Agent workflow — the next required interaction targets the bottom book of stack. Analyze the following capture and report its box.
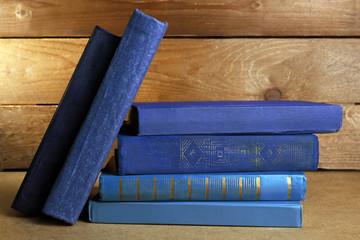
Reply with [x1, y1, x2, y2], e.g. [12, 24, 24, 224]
[88, 171, 305, 227]
[89, 199, 302, 227]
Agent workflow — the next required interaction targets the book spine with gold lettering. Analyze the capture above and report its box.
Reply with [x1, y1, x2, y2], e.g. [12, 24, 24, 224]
[99, 172, 306, 201]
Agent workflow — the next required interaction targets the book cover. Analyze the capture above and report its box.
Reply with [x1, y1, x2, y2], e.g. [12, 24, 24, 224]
[11, 26, 120, 216]
[89, 198, 303, 227]
[128, 101, 343, 135]
[42, 10, 168, 225]
[99, 172, 306, 201]
[117, 134, 319, 175]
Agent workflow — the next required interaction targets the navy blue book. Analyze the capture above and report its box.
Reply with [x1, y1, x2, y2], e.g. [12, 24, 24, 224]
[89, 199, 303, 227]
[11, 26, 120, 216]
[99, 171, 306, 201]
[128, 101, 343, 135]
[117, 134, 319, 175]
[42, 9, 167, 225]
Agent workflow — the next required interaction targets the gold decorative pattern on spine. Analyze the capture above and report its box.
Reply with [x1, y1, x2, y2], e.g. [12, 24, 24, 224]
[154, 178, 157, 200]
[171, 178, 174, 200]
[222, 177, 226, 200]
[287, 176, 292, 200]
[188, 178, 191, 200]
[119, 178, 123, 201]
[205, 178, 209, 200]
[239, 177, 242, 200]
[256, 177, 261, 200]
[137, 178, 140, 201]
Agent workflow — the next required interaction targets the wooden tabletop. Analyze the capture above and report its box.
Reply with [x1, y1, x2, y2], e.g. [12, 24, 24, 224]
[1, 171, 359, 239]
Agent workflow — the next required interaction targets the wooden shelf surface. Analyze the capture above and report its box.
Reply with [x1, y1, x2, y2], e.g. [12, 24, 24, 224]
[1, 171, 359, 239]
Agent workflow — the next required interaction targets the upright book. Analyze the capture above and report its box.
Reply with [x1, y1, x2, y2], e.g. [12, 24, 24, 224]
[11, 26, 121, 216]
[117, 134, 319, 175]
[128, 101, 343, 135]
[42, 9, 168, 225]
[99, 171, 307, 201]
[89, 199, 303, 227]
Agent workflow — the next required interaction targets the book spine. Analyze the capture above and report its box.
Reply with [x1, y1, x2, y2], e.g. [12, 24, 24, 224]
[89, 199, 303, 227]
[131, 104, 343, 135]
[42, 10, 167, 225]
[99, 172, 306, 201]
[117, 134, 319, 175]
[11, 26, 120, 216]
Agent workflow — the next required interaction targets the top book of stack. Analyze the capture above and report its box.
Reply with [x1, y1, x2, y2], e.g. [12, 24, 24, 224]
[128, 101, 343, 135]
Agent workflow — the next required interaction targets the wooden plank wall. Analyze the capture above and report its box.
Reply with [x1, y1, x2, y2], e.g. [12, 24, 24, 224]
[1, 0, 360, 170]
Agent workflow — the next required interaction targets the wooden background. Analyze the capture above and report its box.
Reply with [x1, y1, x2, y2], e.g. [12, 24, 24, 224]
[1, 0, 359, 170]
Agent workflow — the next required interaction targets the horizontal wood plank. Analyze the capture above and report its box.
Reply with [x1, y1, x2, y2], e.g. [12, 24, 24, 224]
[1, 38, 360, 105]
[0, 0, 360, 37]
[1, 104, 359, 170]
[0, 105, 116, 170]
[318, 104, 360, 169]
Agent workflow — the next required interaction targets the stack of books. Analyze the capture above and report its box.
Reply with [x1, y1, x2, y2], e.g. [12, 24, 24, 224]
[89, 101, 343, 227]
[11, 9, 343, 227]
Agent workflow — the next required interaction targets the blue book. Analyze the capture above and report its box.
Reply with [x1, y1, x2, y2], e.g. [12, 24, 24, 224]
[11, 26, 120, 216]
[128, 101, 343, 135]
[42, 10, 167, 225]
[117, 134, 319, 175]
[89, 199, 303, 227]
[99, 172, 306, 201]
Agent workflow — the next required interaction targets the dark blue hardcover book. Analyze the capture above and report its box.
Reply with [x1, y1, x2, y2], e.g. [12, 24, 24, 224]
[11, 26, 120, 216]
[117, 134, 319, 175]
[99, 171, 306, 201]
[128, 101, 343, 135]
[89, 198, 303, 227]
[42, 9, 167, 225]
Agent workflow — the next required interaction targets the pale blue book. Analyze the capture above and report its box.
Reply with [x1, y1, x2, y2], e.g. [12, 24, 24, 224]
[89, 199, 303, 227]
[99, 172, 306, 201]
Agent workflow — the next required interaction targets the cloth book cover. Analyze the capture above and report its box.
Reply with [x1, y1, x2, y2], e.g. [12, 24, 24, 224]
[117, 133, 319, 175]
[99, 171, 306, 201]
[128, 101, 343, 135]
[42, 9, 168, 225]
[89, 198, 303, 227]
[11, 26, 120, 216]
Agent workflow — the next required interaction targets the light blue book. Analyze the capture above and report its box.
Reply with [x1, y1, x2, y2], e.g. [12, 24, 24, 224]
[99, 172, 306, 201]
[89, 199, 303, 227]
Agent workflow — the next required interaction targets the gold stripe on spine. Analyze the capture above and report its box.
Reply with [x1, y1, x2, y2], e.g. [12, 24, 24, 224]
[256, 177, 261, 200]
[171, 178, 174, 200]
[222, 177, 226, 200]
[137, 178, 140, 201]
[205, 178, 209, 200]
[154, 178, 157, 201]
[287, 176, 292, 200]
[188, 178, 191, 200]
[239, 177, 242, 200]
[119, 178, 123, 201]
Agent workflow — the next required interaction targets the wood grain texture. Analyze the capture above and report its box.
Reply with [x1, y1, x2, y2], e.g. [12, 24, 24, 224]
[0, 105, 116, 170]
[0, 0, 360, 37]
[0, 39, 86, 104]
[1, 38, 360, 104]
[318, 104, 360, 169]
[1, 105, 359, 170]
